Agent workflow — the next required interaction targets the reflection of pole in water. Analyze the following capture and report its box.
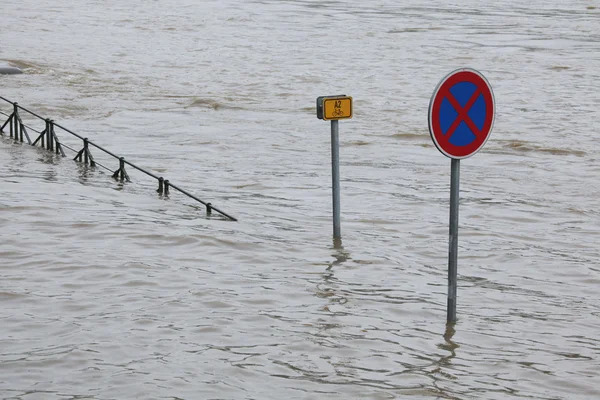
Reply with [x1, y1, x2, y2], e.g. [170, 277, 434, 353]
[328, 237, 348, 270]
[429, 323, 459, 385]
[333, 237, 343, 251]
[422, 325, 461, 398]
[442, 323, 458, 357]
[314, 240, 351, 311]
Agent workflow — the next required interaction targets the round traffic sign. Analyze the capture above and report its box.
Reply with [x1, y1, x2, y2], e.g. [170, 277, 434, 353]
[428, 68, 495, 159]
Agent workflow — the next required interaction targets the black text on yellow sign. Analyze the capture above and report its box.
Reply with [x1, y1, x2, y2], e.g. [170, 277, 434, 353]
[316, 96, 353, 121]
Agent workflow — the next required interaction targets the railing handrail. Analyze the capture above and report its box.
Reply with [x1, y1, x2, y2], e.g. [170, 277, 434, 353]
[0, 96, 237, 221]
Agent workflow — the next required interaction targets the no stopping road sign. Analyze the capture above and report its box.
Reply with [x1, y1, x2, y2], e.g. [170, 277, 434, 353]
[428, 68, 495, 159]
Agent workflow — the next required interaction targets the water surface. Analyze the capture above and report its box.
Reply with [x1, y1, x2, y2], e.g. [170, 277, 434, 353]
[1, 1, 599, 399]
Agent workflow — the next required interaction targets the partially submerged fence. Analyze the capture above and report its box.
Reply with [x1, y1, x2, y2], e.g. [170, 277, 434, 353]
[0, 96, 237, 221]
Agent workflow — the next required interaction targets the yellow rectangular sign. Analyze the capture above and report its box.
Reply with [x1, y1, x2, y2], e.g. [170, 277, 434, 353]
[323, 96, 352, 120]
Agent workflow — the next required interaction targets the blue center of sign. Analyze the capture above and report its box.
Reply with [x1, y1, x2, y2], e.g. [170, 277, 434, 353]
[439, 81, 486, 146]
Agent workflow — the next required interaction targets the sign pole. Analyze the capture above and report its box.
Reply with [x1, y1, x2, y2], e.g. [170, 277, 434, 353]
[317, 95, 352, 240]
[331, 120, 341, 239]
[447, 158, 460, 324]
[428, 68, 495, 323]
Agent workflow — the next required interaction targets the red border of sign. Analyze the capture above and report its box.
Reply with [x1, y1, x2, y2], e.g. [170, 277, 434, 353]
[428, 68, 495, 159]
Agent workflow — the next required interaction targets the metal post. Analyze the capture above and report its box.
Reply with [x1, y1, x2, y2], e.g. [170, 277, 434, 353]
[88, 148, 95, 167]
[157, 177, 164, 193]
[40, 120, 47, 148]
[331, 120, 341, 239]
[164, 180, 170, 195]
[207, 203, 212, 216]
[13, 103, 18, 141]
[119, 157, 125, 180]
[54, 130, 65, 156]
[84, 138, 89, 164]
[49, 120, 54, 152]
[9, 110, 14, 139]
[45, 119, 50, 150]
[447, 158, 460, 324]
[44, 119, 49, 149]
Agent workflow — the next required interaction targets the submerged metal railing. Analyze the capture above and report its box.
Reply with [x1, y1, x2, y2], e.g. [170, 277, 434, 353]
[0, 96, 237, 221]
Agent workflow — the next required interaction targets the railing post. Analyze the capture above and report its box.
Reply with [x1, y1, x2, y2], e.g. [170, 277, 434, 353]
[49, 119, 55, 152]
[88, 147, 96, 167]
[17, 114, 31, 144]
[112, 157, 129, 181]
[44, 119, 50, 150]
[39, 120, 46, 148]
[164, 180, 170, 195]
[53, 124, 65, 156]
[13, 102, 19, 141]
[9, 105, 14, 139]
[84, 138, 89, 164]
[119, 157, 125, 180]
[44, 119, 48, 149]
[207, 203, 212, 216]
[157, 177, 164, 194]
[75, 138, 94, 166]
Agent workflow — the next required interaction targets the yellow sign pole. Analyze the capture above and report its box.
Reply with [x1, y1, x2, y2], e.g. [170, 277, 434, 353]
[317, 95, 353, 240]
[330, 119, 341, 238]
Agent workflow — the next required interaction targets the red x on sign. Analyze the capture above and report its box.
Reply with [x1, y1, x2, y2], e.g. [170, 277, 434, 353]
[428, 68, 495, 159]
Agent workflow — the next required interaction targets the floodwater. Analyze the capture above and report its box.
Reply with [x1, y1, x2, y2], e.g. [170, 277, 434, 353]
[1, 1, 599, 399]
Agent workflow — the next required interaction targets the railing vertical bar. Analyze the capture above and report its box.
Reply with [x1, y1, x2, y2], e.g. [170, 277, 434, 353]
[18, 115, 31, 144]
[19, 119, 24, 143]
[53, 130, 65, 157]
[44, 119, 49, 150]
[49, 120, 55, 152]
[13, 103, 19, 141]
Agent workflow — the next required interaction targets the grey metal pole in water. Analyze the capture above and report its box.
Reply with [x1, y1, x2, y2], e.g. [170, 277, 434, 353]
[447, 158, 460, 323]
[331, 120, 341, 239]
